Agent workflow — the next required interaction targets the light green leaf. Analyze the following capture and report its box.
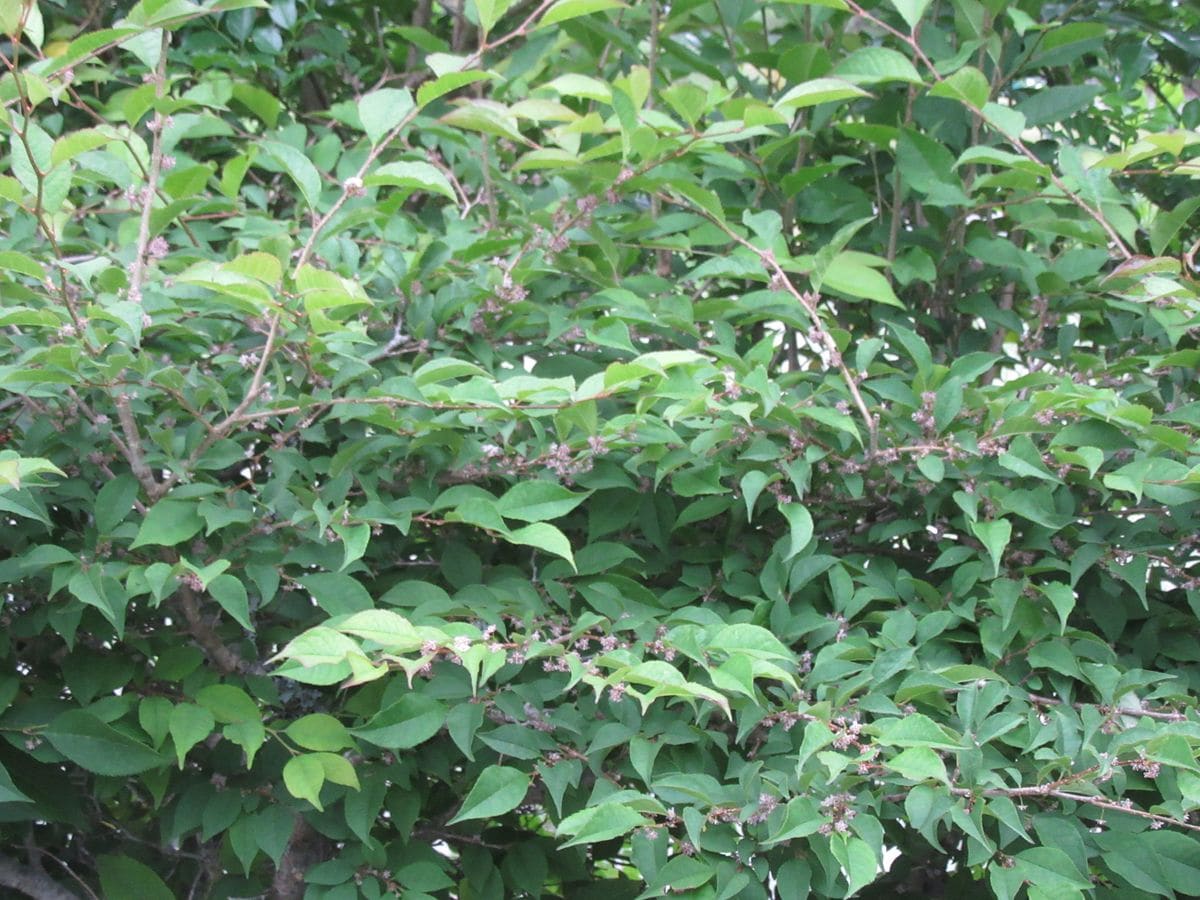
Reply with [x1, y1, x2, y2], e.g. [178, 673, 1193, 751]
[930, 65, 989, 109]
[283, 753, 326, 809]
[538, 0, 626, 28]
[833, 47, 923, 84]
[887, 0, 932, 30]
[286, 713, 354, 752]
[823, 252, 904, 306]
[357, 88, 414, 145]
[417, 70, 495, 108]
[365, 160, 455, 200]
[557, 802, 645, 846]
[708, 623, 793, 660]
[887, 746, 949, 783]
[314, 751, 359, 789]
[472, 0, 513, 33]
[775, 78, 871, 111]
[503, 522, 575, 569]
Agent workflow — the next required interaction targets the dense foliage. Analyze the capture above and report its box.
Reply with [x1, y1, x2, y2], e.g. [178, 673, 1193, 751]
[2, 0, 1200, 896]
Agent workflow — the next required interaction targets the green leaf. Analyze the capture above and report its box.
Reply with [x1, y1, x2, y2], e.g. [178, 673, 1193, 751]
[1097, 830, 1200, 895]
[1151, 196, 1200, 256]
[357, 88, 415, 145]
[0, 761, 31, 804]
[0, 250, 47, 279]
[779, 502, 814, 560]
[1013, 847, 1092, 891]
[447, 764, 530, 823]
[352, 694, 446, 749]
[131, 500, 205, 548]
[67, 569, 128, 636]
[335, 609, 427, 651]
[208, 573, 253, 630]
[766, 797, 823, 844]
[260, 140, 323, 210]
[971, 519, 1011, 579]
[333, 521, 371, 571]
[44, 710, 165, 776]
[1144, 733, 1200, 774]
[94, 474, 140, 534]
[741, 470, 770, 520]
[97, 855, 174, 900]
[497, 481, 590, 522]
[286, 713, 354, 752]
[314, 751, 359, 789]
[298, 573, 373, 616]
[283, 753, 327, 810]
[365, 160, 455, 200]
[169, 703, 215, 768]
[1039, 582, 1076, 634]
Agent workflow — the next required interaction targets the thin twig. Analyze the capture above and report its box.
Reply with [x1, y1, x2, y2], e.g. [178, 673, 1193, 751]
[654, 189, 879, 452]
[842, 0, 1133, 260]
[1027, 693, 1187, 723]
[127, 30, 171, 304]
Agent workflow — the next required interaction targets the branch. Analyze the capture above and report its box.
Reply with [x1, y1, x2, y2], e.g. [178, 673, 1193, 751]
[176, 582, 247, 675]
[271, 817, 330, 900]
[114, 393, 161, 500]
[0, 853, 80, 900]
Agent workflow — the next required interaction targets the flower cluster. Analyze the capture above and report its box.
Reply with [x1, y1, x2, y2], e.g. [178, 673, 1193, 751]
[818, 792, 858, 835]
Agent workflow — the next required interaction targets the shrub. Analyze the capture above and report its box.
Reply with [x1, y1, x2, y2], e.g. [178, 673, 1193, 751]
[2, 0, 1200, 897]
